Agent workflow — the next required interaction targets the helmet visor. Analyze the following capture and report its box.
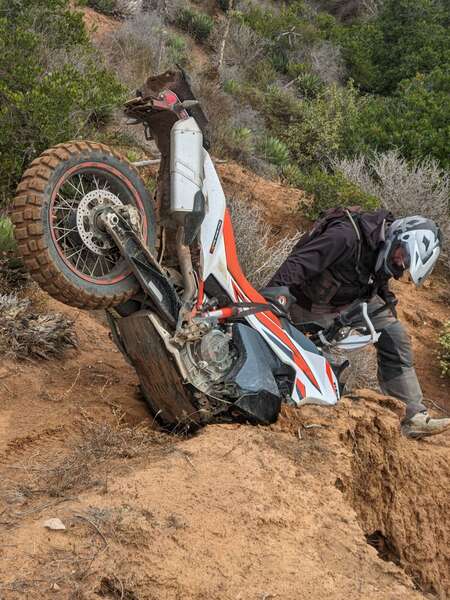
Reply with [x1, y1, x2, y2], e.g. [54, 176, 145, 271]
[388, 241, 411, 279]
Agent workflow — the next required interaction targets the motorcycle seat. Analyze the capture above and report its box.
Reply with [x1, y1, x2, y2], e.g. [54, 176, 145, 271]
[259, 286, 296, 312]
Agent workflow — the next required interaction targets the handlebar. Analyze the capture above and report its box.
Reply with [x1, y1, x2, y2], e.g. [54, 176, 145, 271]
[304, 300, 398, 351]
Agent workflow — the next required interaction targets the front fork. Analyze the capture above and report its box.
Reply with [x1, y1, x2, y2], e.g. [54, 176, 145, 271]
[98, 206, 180, 328]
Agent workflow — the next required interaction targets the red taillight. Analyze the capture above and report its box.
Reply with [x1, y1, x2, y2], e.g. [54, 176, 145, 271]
[164, 91, 178, 105]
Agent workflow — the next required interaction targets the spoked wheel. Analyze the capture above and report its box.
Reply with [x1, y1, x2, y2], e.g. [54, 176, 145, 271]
[12, 141, 156, 309]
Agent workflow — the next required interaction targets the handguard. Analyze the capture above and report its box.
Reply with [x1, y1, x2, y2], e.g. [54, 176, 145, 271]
[318, 302, 381, 352]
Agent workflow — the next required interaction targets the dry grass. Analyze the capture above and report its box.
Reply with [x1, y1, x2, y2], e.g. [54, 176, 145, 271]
[98, 12, 189, 90]
[0, 293, 77, 360]
[331, 345, 380, 393]
[332, 151, 450, 238]
[43, 416, 168, 498]
[228, 197, 301, 289]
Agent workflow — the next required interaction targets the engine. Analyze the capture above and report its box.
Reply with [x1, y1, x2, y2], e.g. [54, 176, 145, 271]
[179, 322, 282, 424]
[180, 328, 235, 393]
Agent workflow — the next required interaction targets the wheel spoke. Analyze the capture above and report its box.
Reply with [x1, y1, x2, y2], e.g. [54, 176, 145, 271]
[55, 226, 78, 243]
[52, 169, 130, 280]
[55, 192, 77, 211]
[78, 174, 86, 197]
[65, 247, 83, 262]
[66, 178, 83, 197]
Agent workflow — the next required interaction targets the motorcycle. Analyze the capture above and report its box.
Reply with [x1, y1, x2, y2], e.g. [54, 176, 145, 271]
[11, 70, 382, 431]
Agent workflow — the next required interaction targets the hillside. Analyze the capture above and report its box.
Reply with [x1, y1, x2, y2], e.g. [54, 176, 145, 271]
[1, 165, 449, 599]
[0, 294, 449, 599]
[0, 1, 449, 599]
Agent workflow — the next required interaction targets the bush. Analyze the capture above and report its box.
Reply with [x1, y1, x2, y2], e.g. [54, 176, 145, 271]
[275, 83, 361, 169]
[353, 68, 450, 169]
[0, 0, 124, 206]
[0, 294, 77, 359]
[86, 0, 118, 15]
[337, 0, 450, 95]
[284, 166, 379, 219]
[258, 136, 290, 167]
[237, 2, 322, 73]
[216, 22, 268, 83]
[438, 321, 450, 378]
[100, 13, 188, 89]
[228, 198, 301, 289]
[177, 8, 214, 42]
[332, 150, 450, 237]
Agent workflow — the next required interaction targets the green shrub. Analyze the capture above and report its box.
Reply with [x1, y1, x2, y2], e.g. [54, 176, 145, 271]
[337, 0, 450, 95]
[0, 0, 124, 206]
[259, 136, 290, 167]
[177, 8, 214, 42]
[295, 72, 325, 99]
[229, 127, 254, 155]
[86, 0, 118, 15]
[438, 321, 450, 378]
[237, 3, 323, 74]
[284, 166, 379, 219]
[276, 83, 361, 169]
[217, 0, 231, 11]
[0, 218, 15, 254]
[353, 68, 450, 170]
[167, 34, 187, 65]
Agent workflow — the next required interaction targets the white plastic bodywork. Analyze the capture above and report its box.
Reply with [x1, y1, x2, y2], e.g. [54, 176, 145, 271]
[170, 117, 204, 220]
[197, 152, 340, 407]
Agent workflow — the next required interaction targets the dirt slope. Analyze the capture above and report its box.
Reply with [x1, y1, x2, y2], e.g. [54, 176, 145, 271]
[1, 162, 449, 599]
[0, 293, 449, 599]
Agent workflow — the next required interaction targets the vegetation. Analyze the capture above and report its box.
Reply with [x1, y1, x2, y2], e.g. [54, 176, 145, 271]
[86, 0, 118, 15]
[2, 0, 449, 220]
[177, 8, 214, 42]
[228, 197, 301, 288]
[0, 218, 16, 255]
[0, 0, 124, 207]
[438, 321, 450, 378]
[283, 166, 379, 219]
[204, 0, 450, 215]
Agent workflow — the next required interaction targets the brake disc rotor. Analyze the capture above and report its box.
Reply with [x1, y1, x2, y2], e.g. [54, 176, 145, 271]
[76, 189, 123, 255]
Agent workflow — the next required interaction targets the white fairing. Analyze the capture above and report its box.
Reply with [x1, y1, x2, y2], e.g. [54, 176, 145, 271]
[170, 117, 204, 221]
[198, 151, 339, 408]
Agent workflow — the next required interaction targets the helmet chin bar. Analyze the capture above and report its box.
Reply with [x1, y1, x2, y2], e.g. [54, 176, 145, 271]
[380, 216, 442, 286]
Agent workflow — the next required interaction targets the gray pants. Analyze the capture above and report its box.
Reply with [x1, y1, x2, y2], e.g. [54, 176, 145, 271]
[291, 297, 426, 418]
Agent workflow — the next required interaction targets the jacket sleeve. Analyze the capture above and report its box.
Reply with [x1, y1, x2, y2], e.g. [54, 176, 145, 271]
[268, 223, 354, 288]
[378, 278, 397, 314]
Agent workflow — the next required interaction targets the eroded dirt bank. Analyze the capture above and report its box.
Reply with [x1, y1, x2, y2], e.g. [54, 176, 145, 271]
[0, 299, 449, 599]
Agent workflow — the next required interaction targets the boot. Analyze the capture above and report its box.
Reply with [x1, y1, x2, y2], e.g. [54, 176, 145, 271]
[401, 410, 450, 439]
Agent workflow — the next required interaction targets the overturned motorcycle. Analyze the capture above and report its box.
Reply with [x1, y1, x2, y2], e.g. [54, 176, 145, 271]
[12, 70, 383, 431]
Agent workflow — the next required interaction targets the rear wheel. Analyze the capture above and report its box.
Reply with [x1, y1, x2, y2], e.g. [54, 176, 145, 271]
[11, 141, 156, 309]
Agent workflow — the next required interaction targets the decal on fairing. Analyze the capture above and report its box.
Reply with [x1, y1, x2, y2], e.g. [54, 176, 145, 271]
[209, 219, 223, 254]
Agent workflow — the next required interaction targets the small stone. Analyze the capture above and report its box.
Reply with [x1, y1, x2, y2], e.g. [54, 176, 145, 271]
[52, 583, 61, 592]
[43, 518, 66, 531]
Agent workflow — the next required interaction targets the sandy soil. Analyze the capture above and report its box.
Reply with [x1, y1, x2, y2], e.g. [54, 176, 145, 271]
[0, 281, 449, 599]
[2, 157, 449, 599]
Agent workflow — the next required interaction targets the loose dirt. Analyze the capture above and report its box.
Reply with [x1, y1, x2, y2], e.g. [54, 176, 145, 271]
[1, 157, 449, 599]
[0, 283, 449, 599]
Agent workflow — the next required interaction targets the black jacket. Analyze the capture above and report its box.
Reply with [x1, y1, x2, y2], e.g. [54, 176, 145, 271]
[268, 209, 395, 309]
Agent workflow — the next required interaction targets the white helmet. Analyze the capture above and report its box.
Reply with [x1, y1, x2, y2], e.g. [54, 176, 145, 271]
[376, 216, 442, 286]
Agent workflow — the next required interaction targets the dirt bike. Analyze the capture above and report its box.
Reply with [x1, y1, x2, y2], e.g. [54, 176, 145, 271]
[11, 70, 382, 431]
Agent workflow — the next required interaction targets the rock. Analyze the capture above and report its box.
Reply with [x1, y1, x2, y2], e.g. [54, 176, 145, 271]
[51, 583, 61, 592]
[43, 518, 66, 531]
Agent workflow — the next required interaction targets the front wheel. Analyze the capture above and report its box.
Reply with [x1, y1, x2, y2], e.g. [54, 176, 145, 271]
[11, 141, 156, 310]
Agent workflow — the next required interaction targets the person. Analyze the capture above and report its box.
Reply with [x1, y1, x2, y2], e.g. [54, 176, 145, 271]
[268, 208, 449, 439]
